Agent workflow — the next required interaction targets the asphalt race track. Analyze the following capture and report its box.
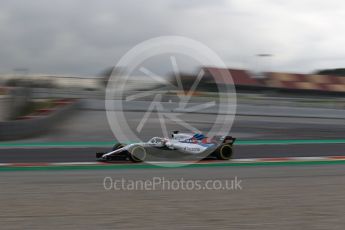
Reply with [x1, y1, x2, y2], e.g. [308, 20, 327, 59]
[0, 111, 344, 164]
[0, 143, 345, 163]
[1, 111, 345, 229]
[1, 165, 345, 229]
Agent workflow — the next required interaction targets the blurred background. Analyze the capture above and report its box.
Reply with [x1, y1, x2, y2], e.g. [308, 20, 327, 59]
[0, 0, 344, 142]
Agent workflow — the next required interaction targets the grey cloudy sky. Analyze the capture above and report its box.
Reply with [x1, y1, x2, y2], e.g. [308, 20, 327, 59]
[1, 0, 345, 75]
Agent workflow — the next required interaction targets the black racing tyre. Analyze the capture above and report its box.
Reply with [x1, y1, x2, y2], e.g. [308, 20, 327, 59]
[128, 146, 147, 163]
[216, 144, 233, 160]
[112, 143, 124, 151]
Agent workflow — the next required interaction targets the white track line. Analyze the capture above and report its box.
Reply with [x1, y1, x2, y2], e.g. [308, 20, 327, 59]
[1, 156, 345, 167]
[50, 162, 100, 166]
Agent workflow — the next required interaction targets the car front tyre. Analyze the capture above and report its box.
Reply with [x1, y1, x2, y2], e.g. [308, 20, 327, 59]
[129, 146, 147, 163]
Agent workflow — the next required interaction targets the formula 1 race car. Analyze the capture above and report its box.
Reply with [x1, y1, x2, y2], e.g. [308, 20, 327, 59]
[96, 131, 236, 162]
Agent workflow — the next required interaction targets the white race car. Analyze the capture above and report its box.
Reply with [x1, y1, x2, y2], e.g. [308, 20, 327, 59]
[96, 131, 236, 162]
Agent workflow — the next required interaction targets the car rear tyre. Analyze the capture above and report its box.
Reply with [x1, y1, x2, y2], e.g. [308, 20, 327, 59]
[216, 144, 233, 160]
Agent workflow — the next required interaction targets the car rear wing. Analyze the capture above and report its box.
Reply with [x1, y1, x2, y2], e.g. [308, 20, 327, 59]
[212, 135, 236, 145]
[223, 136, 236, 145]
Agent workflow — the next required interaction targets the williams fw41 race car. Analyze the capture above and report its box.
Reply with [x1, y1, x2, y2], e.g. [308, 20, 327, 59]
[96, 131, 236, 162]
